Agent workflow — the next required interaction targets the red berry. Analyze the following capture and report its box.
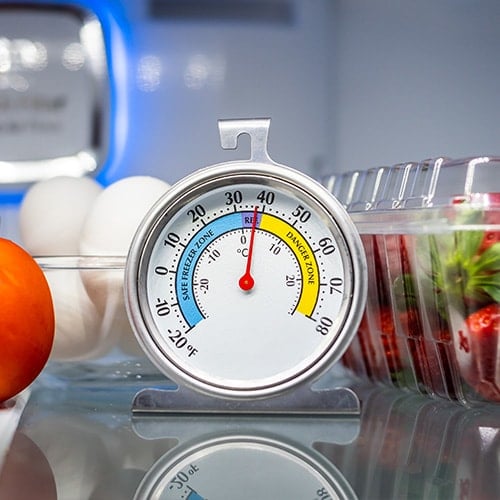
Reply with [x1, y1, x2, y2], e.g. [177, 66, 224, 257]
[376, 307, 403, 376]
[479, 230, 500, 252]
[465, 303, 499, 338]
[479, 194, 500, 252]
[457, 304, 500, 401]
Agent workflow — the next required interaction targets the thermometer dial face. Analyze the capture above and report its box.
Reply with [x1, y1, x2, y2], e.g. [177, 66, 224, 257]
[126, 163, 366, 399]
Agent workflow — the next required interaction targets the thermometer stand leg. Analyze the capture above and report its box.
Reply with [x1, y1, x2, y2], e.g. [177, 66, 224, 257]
[132, 384, 360, 417]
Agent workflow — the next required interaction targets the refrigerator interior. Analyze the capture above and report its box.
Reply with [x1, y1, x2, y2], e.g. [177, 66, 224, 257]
[2, 0, 500, 194]
[107, 0, 500, 181]
[1, 1, 500, 498]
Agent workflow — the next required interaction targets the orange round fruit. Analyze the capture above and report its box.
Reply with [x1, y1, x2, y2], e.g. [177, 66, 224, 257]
[0, 238, 54, 402]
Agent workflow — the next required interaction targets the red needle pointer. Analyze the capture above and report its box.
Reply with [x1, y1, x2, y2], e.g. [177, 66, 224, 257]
[239, 206, 259, 291]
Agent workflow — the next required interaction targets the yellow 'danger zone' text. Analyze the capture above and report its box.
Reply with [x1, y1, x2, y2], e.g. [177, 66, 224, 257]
[259, 213, 320, 316]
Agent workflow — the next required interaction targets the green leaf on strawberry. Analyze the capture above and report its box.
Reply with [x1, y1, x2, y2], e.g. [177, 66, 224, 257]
[462, 245, 500, 302]
[425, 227, 500, 316]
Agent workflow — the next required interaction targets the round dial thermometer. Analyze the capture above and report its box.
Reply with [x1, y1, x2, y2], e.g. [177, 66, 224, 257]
[125, 119, 367, 399]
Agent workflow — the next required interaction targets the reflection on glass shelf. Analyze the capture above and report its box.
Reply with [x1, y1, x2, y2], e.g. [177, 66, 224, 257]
[316, 385, 500, 500]
[1, 383, 499, 499]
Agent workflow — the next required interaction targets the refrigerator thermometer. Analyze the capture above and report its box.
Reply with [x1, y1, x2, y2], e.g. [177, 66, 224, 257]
[125, 119, 367, 400]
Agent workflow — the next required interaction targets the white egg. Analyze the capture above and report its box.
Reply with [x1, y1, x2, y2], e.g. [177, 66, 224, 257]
[79, 265, 134, 354]
[80, 176, 170, 256]
[45, 269, 107, 361]
[19, 176, 103, 255]
[79, 176, 171, 349]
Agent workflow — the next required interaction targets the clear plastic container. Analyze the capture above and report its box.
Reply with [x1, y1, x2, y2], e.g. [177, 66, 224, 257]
[33, 256, 163, 390]
[322, 156, 500, 406]
[315, 385, 500, 499]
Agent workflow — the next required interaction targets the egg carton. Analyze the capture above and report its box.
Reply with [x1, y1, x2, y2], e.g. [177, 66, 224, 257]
[321, 156, 500, 406]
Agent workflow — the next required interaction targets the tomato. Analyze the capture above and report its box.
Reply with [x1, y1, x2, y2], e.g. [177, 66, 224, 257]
[0, 238, 54, 402]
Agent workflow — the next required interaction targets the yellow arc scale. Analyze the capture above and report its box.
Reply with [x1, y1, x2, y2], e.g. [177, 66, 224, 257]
[125, 119, 367, 403]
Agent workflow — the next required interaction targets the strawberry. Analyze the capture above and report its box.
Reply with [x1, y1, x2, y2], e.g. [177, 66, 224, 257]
[420, 195, 500, 402]
[343, 314, 380, 380]
[367, 235, 404, 381]
[478, 195, 500, 253]
[479, 230, 500, 253]
[377, 307, 402, 377]
[350, 307, 405, 384]
[425, 207, 500, 315]
[389, 236, 458, 396]
[449, 193, 500, 302]
[394, 278, 460, 398]
[457, 304, 500, 401]
[349, 192, 499, 403]
[343, 235, 406, 384]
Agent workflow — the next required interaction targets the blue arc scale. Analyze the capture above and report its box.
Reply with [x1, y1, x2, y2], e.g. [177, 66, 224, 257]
[175, 211, 261, 327]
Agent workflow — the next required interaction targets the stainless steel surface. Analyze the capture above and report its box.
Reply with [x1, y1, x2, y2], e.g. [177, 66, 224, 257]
[132, 385, 361, 417]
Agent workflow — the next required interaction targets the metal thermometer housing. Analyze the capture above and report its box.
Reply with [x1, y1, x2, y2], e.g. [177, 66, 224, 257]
[125, 119, 367, 400]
